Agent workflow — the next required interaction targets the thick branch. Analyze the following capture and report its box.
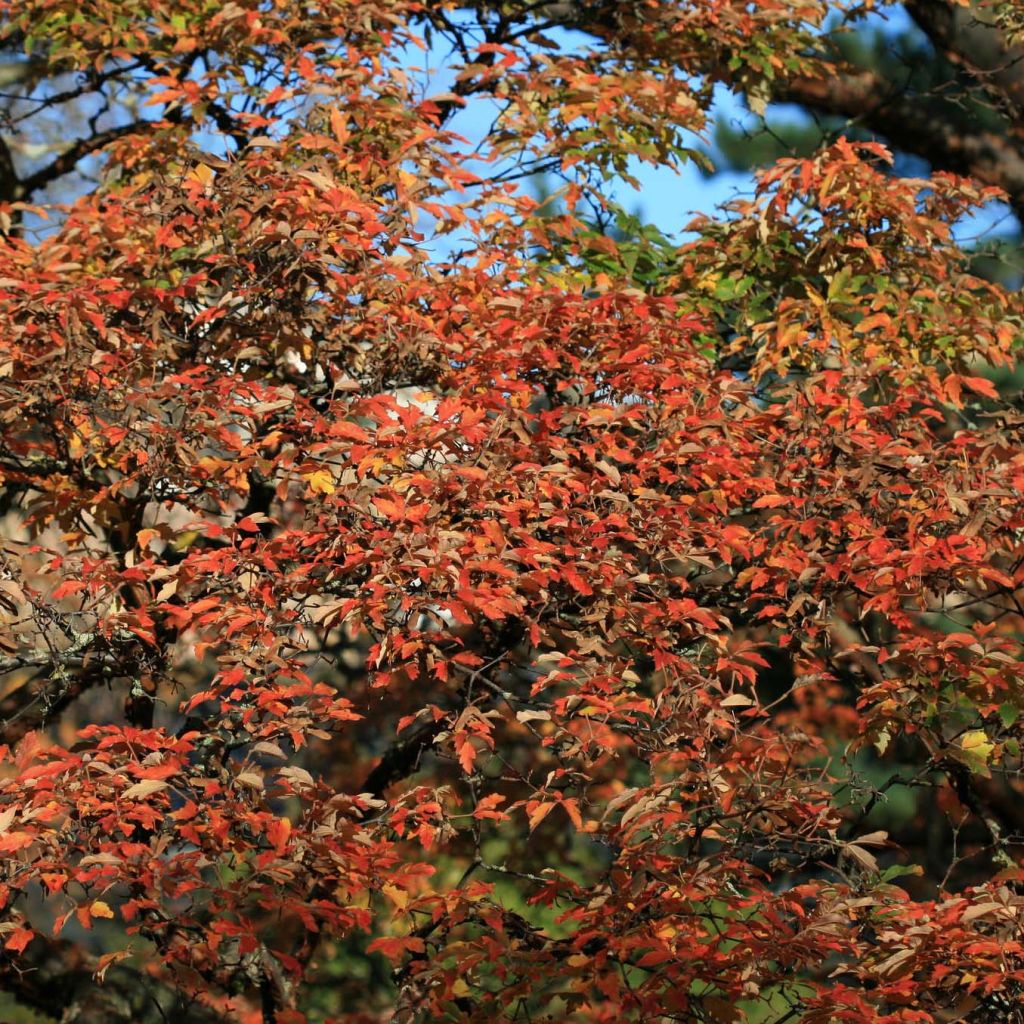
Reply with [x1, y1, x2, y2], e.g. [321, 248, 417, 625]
[0, 632, 132, 744]
[906, 0, 1024, 123]
[359, 719, 445, 799]
[204, 97, 249, 152]
[0, 133, 18, 205]
[0, 671, 99, 745]
[0, 937, 226, 1024]
[967, 772, 1024, 838]
[779, 69, 1024, 218]
[16, 121, 147, 199]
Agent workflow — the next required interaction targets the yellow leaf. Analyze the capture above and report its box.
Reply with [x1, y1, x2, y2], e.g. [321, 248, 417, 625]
[189, 162, 216, 187]
[330, 105, 349, 144]
[305, 469, 336, 495]
[527, 801, 554, 832]
[171, 530, 200, 552]
[90, 900, 115, 919]
[382, 884, 408, 911]
[958, 730, 995, 776]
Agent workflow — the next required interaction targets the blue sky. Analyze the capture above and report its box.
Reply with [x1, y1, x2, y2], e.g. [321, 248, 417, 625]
[399, 4, 1017, 250]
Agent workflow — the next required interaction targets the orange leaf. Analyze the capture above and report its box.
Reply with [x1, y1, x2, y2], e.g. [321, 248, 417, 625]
[367, 935, 426, 962]
[4, 927, 34, 953]
[527, 801, 555, 832]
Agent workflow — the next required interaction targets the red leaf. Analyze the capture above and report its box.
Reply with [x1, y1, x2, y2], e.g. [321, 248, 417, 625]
[367, 935, 426, 962]
[562, 566, 593, 596]
[4, 927, 34, 953]
[961, 375, 999, 399]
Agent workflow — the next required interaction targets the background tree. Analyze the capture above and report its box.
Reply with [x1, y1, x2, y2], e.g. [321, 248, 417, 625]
[707, 1, 1024, 292]
[0, 2, 1023, 1024]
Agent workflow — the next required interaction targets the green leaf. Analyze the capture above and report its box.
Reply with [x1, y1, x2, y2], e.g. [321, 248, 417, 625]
[879, 863, 923, 883]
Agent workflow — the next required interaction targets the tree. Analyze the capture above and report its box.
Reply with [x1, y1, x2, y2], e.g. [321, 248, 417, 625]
[775, 0, 1024, 223]
[703, 7, 1009, 187]
[0, 2, 1023, 1022]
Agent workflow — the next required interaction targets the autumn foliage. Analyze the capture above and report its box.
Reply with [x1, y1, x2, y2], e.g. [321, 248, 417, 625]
[0, 1, 1023, 1022]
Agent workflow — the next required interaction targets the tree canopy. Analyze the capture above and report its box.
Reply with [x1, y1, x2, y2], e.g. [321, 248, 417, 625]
[1, 2, 1023, 1023]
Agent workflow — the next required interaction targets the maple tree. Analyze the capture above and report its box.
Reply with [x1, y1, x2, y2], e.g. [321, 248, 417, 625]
[1, 1, 1024, 1022]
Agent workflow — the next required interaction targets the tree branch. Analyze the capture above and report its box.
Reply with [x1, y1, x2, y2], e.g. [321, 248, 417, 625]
[778, 69, 1024, 218]
[0, 132, 19, 205]
[359, 718, 445, 799]
[16, 121, 147, 199]
[0, 937, 227, 1024]
[906, 0, 1024, 123]
[0, 632, 136, 744]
